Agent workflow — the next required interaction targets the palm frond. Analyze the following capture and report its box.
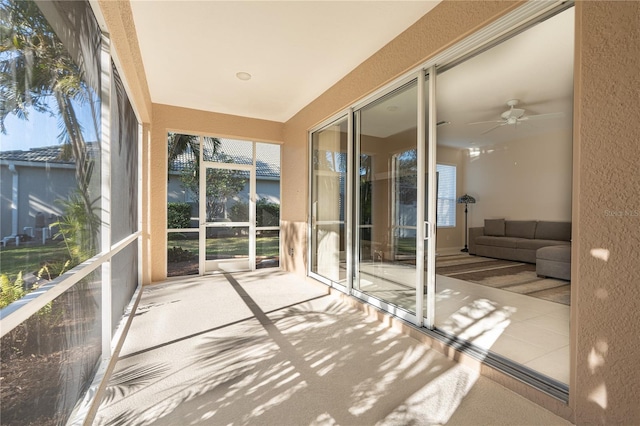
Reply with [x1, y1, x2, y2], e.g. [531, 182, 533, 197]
[101, 362, 170, 405]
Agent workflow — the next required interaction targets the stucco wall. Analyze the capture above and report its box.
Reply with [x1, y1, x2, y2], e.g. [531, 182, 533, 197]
[573, 1, 640, 423]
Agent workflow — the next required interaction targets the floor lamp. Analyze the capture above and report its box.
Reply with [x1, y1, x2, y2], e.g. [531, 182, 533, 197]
[457, 194, 476, 253]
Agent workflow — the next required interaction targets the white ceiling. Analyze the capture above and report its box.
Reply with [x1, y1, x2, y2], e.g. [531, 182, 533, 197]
[130, 2, 573, 146]
[130, 0, 441, 123]
[436, 7, 574, 148]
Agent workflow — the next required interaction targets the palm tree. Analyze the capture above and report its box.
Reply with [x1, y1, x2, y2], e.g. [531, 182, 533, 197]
[167, 133, 221, 172]
[0, 0, 100, 255]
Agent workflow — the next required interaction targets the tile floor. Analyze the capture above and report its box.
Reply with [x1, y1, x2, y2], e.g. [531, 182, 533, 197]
[356, 261, 570, 384]
[435, 275, 570, 384]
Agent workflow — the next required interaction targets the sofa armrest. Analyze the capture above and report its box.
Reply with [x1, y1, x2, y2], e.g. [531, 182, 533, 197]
[468, 227, 484, 255]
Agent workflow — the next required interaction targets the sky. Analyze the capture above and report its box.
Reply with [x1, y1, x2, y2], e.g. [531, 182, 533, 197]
[0, 99, 99, 152]
[1, 109, 60, 151]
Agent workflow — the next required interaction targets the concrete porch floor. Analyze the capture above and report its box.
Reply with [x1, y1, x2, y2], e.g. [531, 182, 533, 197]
[94, 269, 571, 425]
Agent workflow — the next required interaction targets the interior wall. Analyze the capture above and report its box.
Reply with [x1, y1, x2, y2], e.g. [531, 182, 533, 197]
[464, 128, 573, 227]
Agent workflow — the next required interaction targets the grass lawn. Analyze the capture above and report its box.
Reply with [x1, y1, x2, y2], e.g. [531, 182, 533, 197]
[0, 241, 70, 280]
[167, 235, 279, 258]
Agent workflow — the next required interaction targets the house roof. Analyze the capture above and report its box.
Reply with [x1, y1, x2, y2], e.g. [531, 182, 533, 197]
[0, 143, 104, 166]
[170, 138, 281, 179]
[2, 140, 280, 179]
[0, 145, 76, 164]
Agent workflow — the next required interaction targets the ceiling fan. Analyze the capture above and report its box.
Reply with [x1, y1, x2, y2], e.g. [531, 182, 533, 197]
[468, 99, 564, 135]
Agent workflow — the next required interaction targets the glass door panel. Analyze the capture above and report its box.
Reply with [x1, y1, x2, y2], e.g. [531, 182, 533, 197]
[201, 166, 253, 273]
[355, 80, 420, 318]
[310, 117, 349, 289]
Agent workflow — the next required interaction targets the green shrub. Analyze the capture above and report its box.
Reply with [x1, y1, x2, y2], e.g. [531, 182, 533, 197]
[168, 202, 191, 228]
[167, 247, 195, 263]
[168, 232, 187, 241]
[0, 272, 25, 309]
[53, 189, 101, 265]
[229, 201, 249, 222]
[257, 198, 280, 227]
[228, 199, 279, 226]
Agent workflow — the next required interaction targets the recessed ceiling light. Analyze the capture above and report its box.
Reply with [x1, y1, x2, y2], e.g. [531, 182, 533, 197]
[236, 72, 252, 81]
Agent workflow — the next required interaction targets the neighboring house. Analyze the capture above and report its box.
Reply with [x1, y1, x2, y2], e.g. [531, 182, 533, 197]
[0, 146, 80, 240]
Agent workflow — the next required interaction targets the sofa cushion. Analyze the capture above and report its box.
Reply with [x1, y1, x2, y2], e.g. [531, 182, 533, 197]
[484, 219, 505, 236]
[505, 220, 537, 239]
[516, 239, 570, 251]
[537, 245, 572, 263]
[476, 235, 519, 248]
[535, 221, 571, 241]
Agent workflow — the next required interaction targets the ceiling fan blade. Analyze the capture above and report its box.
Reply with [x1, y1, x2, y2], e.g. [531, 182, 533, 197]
[519, 112, 565, 121]
[467, 120, 504, 125]
[480, 123, 507, 135]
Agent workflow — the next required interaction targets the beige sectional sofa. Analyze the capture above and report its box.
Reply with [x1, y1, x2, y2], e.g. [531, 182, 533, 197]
[468, 219, 571, 280]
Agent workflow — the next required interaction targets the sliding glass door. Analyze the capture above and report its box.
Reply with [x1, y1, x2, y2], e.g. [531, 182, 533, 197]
[310, 117, 349, 291]
[353, 78, 429, 323]
[307, 3, 573, 393]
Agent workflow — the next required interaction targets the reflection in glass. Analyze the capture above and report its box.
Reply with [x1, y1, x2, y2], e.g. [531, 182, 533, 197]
[310, 117, 348, 284]
[356, 81, 418, 314]
[0, 0, 102, 278]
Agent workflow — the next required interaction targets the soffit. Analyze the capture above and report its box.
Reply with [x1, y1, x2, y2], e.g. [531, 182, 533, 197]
[129, 0, 441, 123]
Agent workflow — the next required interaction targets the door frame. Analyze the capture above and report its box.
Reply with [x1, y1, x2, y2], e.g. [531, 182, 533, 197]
[198, 160, 256, 274]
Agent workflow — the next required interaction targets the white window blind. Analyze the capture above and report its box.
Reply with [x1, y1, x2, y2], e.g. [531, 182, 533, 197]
[436, 164, 456, 227]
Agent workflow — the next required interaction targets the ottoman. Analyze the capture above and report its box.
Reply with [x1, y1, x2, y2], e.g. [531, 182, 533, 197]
[536, 245, 571, 281]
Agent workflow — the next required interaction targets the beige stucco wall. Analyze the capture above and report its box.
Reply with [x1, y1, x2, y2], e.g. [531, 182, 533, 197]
[573, 1, 640, 423]
[99, 0, 640, 422]
[97, 0, 152, 124]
